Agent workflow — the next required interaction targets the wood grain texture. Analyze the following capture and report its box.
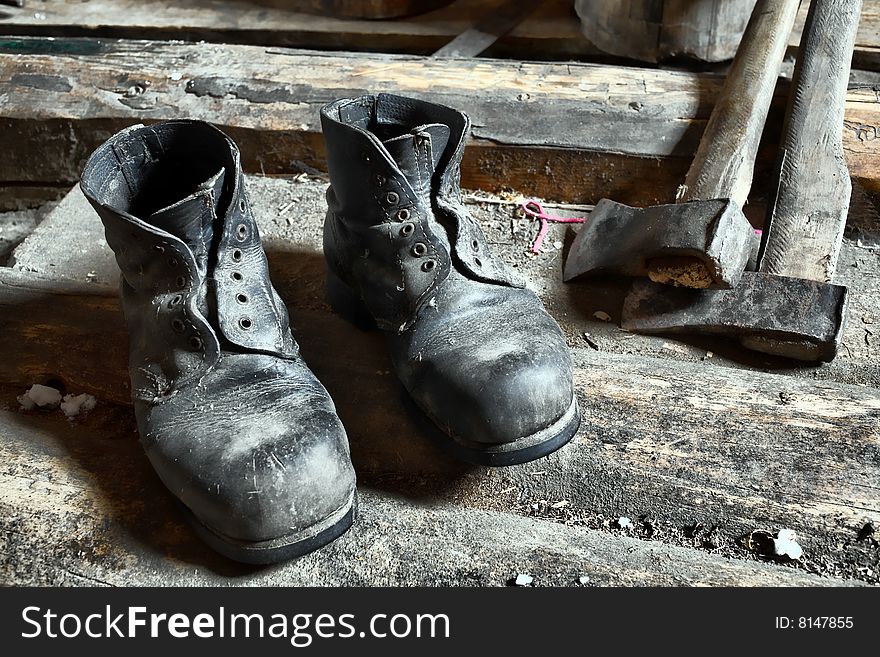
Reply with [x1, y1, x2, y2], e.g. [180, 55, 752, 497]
[1, 36, 879, 207]
[761, 0, 862, 282]
[2, 396, 863, 586]
[0, 36, 727, 208]
[573, 0, 756, 63]
[0, 0, 602, 60]
[1, 260, 878, 582]
[2, 0, 880, 67]
[681, 0, 801, 206]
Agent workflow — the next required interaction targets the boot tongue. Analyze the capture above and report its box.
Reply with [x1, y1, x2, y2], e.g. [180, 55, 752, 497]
[147, 168, 225, 271]
[382, 123, 450, 199]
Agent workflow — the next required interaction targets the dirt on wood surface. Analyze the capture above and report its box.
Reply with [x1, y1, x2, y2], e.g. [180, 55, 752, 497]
[2, 174, 878, 585]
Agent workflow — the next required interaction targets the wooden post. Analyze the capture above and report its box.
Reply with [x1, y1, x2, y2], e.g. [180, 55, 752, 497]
[574, 0, 758, 62]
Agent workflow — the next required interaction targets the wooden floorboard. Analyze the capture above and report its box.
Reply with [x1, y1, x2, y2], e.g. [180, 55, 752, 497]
[2, 182, 878, 584]
[3, 396, 863, 587]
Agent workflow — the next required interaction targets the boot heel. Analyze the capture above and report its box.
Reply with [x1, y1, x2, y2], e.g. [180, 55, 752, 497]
[326, 268, 377, 331]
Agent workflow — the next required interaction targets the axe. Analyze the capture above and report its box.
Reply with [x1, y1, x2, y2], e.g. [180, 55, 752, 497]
[622, 0, 861, 362]
[563, 0, 802, 289]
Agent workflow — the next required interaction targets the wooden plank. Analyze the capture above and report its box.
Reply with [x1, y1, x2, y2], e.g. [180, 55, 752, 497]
[3, 175, 879, 581]
[1, 36, 880, 207]
[1, 0, 880, 68]
[0, 0, 600, 60]
[2, 397, 860, 586]
[1, 263, 877, 582]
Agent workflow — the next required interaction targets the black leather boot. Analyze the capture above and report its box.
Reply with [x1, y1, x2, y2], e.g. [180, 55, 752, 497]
[321, 94, 580, 466]
[80, 121, 356, 564]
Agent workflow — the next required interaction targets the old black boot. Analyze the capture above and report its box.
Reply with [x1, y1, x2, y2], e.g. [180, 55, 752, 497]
[321, 94, 580, 466]
[80, 120, 356, 564]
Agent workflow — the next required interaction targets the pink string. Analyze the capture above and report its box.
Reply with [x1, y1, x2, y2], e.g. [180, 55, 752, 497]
[520, 200, 585, 254]
[519, 198, 761, 253]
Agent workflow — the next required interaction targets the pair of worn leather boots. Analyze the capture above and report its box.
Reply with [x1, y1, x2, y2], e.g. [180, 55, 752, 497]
[81, 94, 579, 564]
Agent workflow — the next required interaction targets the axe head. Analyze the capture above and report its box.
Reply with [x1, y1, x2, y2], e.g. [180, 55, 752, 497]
[563, 198, 758, 289]
[621, 273, 849, 362]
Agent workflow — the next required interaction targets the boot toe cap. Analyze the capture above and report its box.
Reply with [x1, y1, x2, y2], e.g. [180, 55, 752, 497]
[138, 355, 356, 544]
[402, 316, 577, 448]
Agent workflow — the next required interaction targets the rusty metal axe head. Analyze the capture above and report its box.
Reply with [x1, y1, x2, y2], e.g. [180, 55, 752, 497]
[621, 274, 849, 362]
[562, 197, 759, 288]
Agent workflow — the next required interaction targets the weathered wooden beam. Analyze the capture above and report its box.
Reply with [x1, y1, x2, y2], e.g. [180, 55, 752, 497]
[1, 265, 877, 582]
[1, 0, 879, 68]
[2, 399, 862, 586]
[0, 0, 604, 60]
[1, 36, 880, 207]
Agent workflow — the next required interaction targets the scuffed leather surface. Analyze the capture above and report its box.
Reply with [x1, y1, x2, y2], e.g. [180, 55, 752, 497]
[81, 120, 355, 543]
[139, 354, 353, 540]
[321, 94, 575, 447]
[392, 272, 575, 445]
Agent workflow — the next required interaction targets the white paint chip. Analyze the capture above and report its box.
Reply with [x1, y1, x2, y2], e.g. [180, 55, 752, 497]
[17, 384, 62, 410]
[773, 528, 803, 560]
[617, 516, 632, 529]
[514, 574, 533, 586]
[60, 393, 97, 418]
[18, 385, 97, 418]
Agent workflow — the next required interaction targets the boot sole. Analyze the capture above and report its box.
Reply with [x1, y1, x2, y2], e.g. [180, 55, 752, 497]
[327, 268, 581, 466]
[182, 490, 357, 565]
[408, 392, 581, 466]
[443, 395, 580, 466]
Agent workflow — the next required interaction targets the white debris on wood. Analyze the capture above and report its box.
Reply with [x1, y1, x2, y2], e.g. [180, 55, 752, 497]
[18, 384, 97, 418]
[577, 575, 591, 585]
[60, 393, 97, 418]
[17, 384, 62, 410]
[514, 573, 533, 586]
[773, 529, 803, 560]
[617, 516, 632, 529]
[593, 311, 611, 322]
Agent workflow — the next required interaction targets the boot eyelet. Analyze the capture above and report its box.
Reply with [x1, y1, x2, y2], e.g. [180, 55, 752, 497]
[154, 245, 165, 254]
[175, 276, 187, 288]
[374, 174, 386, 186]
[472, 240, 480, 251]
[189, 336, 203, 350]
[236, 293, 248, 304]
[474, 257, 483, 268]
[385, 191, 399, 205]
[411, 242, 427, 257]
[421, 260, 436, 272]
[400, 223, 415, 237]
[239, 199, 247, 213]
[231, 271, 244, 282]
[171, 318, 186, 333]
[169, 294, 183, 307]
[238, 317, 253, 330]
[236, 224, 248, 241]
[397, 208, 411, 221]
[231, 248, 243, 262]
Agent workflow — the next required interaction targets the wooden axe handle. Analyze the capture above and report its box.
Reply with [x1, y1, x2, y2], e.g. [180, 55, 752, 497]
[680, 0, 800, 207]
[759, 0, 862, 282]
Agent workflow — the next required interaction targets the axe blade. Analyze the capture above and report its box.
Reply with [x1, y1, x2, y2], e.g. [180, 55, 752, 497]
[562, 198, 757, 289]
[621, 273, 849, 362]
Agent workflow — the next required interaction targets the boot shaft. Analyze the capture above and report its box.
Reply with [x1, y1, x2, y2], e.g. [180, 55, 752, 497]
[320, 94, 522, 332]
[81, 121, 296, 395]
